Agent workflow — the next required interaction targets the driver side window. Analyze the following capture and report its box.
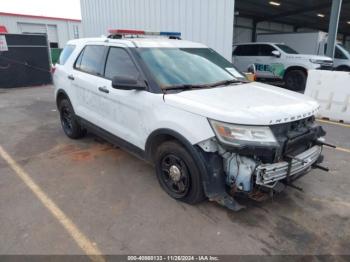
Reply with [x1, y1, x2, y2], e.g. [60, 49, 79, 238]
[104, 47, 140, 80]
[258, 45, 276, 56]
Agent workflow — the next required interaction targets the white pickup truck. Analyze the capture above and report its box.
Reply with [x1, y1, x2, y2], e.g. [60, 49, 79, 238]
[232, 42, 333, 91]
[53, 30, 328, 211]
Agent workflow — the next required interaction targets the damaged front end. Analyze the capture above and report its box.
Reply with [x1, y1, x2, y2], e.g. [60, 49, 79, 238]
[196, 116, 328, 211]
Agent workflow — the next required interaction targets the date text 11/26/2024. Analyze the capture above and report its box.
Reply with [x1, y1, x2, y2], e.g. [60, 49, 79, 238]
[127, 256, 219, 261]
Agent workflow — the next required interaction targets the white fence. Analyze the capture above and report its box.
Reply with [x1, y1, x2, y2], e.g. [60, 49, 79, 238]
[305, 70, 350, 123]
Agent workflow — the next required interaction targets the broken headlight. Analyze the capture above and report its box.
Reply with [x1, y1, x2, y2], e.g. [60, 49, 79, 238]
[209, 120, 278, 147]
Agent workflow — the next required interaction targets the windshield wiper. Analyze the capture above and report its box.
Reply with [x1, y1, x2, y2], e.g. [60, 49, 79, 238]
[163, 79, 248, 91]
[208, 79, 246, 87]
[163, 84, 210, 91]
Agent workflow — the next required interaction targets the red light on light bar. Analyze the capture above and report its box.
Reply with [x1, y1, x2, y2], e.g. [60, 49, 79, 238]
[109, 29, 145, 35]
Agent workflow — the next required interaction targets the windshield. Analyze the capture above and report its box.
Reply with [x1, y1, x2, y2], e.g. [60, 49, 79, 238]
[338, 44, 350, 56]
[276, 44, 299, 54]
[136, 48, 245, 88]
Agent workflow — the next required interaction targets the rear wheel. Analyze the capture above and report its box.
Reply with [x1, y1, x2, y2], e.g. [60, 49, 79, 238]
[154, 141, 205, 204]
[58, 99, 86, 139]
[284, 70, 307, 91]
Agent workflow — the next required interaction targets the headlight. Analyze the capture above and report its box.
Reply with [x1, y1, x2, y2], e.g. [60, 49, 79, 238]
[209, 120, 278, 147]
[309, 59, 332, 65]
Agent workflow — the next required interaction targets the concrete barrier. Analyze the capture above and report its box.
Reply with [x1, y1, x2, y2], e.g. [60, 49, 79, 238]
[305, 70, 350, 123]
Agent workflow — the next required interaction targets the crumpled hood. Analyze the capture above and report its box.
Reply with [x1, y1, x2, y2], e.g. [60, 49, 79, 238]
[164, 82, 320, 125]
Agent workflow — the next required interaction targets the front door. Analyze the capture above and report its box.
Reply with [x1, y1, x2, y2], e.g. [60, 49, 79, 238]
[95, 46, 150, 149]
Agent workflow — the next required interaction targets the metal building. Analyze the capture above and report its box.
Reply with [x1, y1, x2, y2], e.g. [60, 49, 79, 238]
[80, 0, 235, 60]
[234, 0, 350, 51]
[81, 0, 350, 61]
[0, 12, 82, 48]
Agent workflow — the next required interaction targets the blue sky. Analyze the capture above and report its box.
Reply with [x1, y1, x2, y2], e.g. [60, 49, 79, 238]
[0, 0, 81, 19]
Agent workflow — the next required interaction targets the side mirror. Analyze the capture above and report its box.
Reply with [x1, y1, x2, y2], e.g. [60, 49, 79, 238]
[272, 50, 281, 58]
[112, 76, 146, 91]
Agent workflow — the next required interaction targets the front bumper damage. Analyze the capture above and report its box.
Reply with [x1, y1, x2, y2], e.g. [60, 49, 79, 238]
[196, 120, 329, 211]
[256, 145, 322, 186]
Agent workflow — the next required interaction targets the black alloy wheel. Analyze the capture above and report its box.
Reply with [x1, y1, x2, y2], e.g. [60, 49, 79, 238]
[160, 154, 190, 198]
[154, 141, 205, 204]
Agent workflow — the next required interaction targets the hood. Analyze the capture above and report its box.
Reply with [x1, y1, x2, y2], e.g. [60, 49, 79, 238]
[164, 82, 320, 125]
[285, 54, 333, 62]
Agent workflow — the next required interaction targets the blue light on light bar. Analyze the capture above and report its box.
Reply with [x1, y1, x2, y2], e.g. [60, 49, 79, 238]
[159, 31, 181, 37]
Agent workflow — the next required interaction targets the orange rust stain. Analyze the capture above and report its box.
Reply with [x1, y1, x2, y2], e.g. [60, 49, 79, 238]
[48, 144, 81, 158]
[71, 151, 92, 161]
[70, 144, 116, 162]
[46, 142, 121, 162]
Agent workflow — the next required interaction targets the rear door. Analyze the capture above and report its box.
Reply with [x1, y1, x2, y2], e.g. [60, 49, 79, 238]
[233, 44, 259, 73]
[70, 44, 108, 128]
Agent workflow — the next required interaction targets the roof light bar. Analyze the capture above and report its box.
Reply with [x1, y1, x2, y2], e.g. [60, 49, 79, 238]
[108, 29, 181, 37]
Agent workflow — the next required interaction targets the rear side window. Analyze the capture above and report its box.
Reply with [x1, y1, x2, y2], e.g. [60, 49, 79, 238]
[74, 45, 105, 75]
[104, 47, 140, 79]
[233, 45, 259, 56]
[58, 44, 76, 65]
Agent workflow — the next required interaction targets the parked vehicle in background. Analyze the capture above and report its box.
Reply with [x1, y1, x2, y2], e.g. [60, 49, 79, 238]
[257, 32, 350, 72]
[53, 30, 328, 211]
[232, 42, 333, 91]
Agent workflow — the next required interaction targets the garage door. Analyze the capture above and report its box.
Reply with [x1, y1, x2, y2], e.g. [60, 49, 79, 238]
[18, 22, 47, 34]
[47, 25, 58, 43]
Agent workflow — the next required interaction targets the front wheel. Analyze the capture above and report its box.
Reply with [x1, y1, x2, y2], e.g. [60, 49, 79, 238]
[154, 141, 206, 204]
[284, 70, 307, 91]
[336, 66, 350, 72]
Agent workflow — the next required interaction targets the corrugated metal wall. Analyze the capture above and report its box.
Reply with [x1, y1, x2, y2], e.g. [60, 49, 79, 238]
[81, 0, 235, 60]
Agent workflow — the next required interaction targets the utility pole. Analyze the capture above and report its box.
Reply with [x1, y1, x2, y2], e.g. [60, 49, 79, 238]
[326, 0, 343, 58]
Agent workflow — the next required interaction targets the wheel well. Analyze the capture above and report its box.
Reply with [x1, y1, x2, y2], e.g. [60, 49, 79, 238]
[147, 134, 180, 161]
[56, 90, 69, 108]
[284, 66, 307, 78]
[336, 65, 350, 71]
[145, 130, 194, 161]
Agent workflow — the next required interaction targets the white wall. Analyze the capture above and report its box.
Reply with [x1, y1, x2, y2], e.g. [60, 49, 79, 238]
[81, 0, 235, 60]
[0, 14, 82, 48]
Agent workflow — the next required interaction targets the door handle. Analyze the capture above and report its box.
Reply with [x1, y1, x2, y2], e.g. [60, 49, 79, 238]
[68, 74, 75, 80]
[98, 86, 109, 94]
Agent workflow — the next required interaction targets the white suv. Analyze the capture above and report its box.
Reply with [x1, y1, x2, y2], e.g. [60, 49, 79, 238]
[232, 42, 333, 91]
[53, 33, 327, 211]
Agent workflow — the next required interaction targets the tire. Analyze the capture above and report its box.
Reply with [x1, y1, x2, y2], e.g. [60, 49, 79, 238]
[58, 99, 86, 139]
[336, 66, 350, 72]
[284, 70, 307, 91]
[154, 141, 206, 204]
